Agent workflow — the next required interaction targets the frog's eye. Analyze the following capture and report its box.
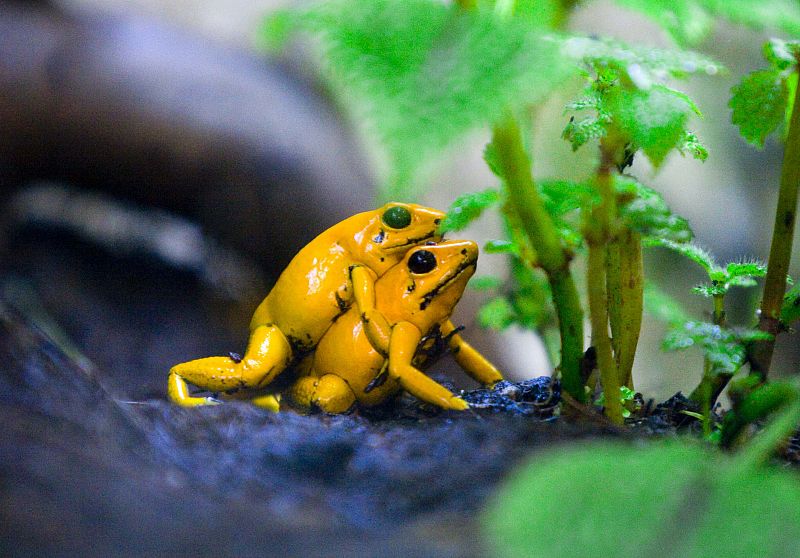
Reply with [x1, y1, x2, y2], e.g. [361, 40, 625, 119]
[408, 250, 437, 274]
[382, 206, 412, 229]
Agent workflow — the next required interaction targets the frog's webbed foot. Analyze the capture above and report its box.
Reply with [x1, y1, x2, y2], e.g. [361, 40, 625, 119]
[168, 325, 292, 407]
[167, 371, 221, 407]
[288, 374, 356, 414]
[389, 322, 469, 411]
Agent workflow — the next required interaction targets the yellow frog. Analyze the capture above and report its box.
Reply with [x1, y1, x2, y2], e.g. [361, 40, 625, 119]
[288, 239, 503, 413]
[168, 203, 446, 407]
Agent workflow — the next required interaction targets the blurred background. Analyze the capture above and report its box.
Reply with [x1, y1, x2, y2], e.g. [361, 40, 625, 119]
[0, 0, 796, 406]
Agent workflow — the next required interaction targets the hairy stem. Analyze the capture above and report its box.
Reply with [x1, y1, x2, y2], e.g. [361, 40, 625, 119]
[690, 294, 728, 434]
[492, 114, 586, 402]
[751, 66, 800, 378]
[607, 229, 643, 389]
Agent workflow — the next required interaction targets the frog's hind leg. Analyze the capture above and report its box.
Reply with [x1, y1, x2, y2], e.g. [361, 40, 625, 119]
[168, 324, 292, 407]
[288, 374, 356, 414]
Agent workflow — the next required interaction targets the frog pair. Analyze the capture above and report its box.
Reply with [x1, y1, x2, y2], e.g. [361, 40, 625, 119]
[168, 203, 503, 413]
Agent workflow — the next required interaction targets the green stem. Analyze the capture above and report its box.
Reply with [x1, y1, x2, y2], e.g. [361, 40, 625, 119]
[691, 294, 728, 435]
[588, 244, 622, 423]
[751, 65, 800, 378]
[491, 114, 586, 402]
[587, 139, 622, 423]
[607, 229, 643, 389]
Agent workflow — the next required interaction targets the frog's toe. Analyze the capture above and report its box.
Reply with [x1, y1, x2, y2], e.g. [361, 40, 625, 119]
[313, 374, 356, 414]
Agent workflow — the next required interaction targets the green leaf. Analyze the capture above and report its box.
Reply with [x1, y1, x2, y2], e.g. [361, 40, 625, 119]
[702, 0, 800, 38]
[508, 259, 551, 330]
[662, 321, 767, 376]
[484, 441, 800, 557]
[266, 0, 575, 195]
[469, 275, 504, 291]
[477, 296, 516, 330]
[562, 36, 723, 79]
[613, 0, 714, 46]
[677, 130, 708, 161]
[726, 261, 767, 279]
[615, 176, 693, 243]
[562, 116, 607, 151]
[781, 283, 800, 324]
[730, 69, 788, 148]
[645, 238, 715, 273]
[607, 85, 696, 167]
[440, 189, 501, 233]
[644, 282, 690, 325]
[692, 283, 725, 298]
[484, 239, 518, 255]
[763, 39, 800, 71]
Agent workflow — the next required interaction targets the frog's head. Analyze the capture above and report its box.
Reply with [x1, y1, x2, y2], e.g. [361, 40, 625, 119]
[352, 203, 445, 272]
[378, 240, 478, 331]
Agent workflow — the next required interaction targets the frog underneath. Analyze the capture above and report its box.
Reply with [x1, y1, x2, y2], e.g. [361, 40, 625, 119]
[288, 239, 503, 413]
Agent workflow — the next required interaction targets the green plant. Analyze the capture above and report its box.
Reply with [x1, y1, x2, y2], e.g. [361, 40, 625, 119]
[485, 380, 800, 556]
[262, 1, 800, 428]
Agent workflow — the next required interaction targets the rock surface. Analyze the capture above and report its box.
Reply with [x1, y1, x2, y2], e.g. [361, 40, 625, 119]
[0, 297, 609, 557]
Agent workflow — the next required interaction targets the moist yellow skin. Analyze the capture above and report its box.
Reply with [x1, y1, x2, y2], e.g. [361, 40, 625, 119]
[289, 240, 503, 413]
[168, 203, 445, 407]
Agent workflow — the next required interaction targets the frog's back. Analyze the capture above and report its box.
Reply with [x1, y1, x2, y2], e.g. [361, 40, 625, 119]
[249, 211, 371, 351]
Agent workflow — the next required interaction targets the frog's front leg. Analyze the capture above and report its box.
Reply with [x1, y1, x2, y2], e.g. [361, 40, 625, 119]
[350, 265, 392, 356]
[441, 320, 504, 386]
[388, 322, 469, 410]
[168, 324, 292, 407]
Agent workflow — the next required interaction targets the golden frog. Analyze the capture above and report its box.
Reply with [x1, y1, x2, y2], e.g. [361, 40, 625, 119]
[288, 239, 503, 413]
[168, 203, 448, 408]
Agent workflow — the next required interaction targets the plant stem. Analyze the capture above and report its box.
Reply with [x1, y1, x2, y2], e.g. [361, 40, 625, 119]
[586, 139, 622, 424]
[607, 229, 643, 389]
[751, 67, 800, 378]
[491, 114, 586, 402]
[690, 294, 728, 435]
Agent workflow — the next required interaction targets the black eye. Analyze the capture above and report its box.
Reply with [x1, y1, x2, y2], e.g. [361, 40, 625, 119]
[408, 250, 436, 274]
[382, 206, 412, 229]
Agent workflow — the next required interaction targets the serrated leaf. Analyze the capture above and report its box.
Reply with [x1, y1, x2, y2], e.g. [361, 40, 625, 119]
[763, 39, 800, 71]
[562, 116, 607, 150]
[440, 189, 500, 233]
[731, 327, 774, 343]
[562, 36, 723, 78]
[730, 69, 788, 148]
[677, 130, 708, 161]
[693, 284, 725, 298]
[726, 261, 767, 279]
[663, 321, 766, 376]
[615, 176, 693, 243]
[469, 275, 504, 291]
[477, 296, 516, 330]
[607, 85, 695, 167]
[781, 283, 800, 325]
[265, 0, 575, 195]
[485, 441, 800, 558]
[645, 238, 715, 272]
[614, 0, 714, 46]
